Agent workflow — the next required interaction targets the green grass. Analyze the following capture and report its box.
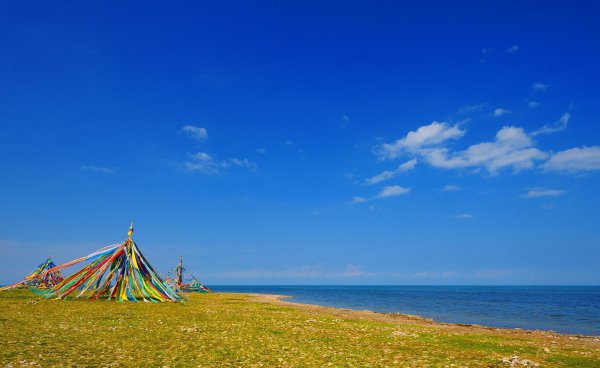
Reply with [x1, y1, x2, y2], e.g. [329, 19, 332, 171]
[1, 289, 599, 367]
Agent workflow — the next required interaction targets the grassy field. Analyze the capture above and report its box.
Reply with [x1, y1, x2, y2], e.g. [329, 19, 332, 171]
[1, 289, 599, 367]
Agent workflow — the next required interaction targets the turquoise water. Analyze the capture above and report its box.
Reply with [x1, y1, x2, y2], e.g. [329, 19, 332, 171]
[213, 285, 600, 336]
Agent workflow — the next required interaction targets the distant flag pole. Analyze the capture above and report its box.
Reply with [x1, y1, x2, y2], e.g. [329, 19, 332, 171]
[176, 256, 184, 288]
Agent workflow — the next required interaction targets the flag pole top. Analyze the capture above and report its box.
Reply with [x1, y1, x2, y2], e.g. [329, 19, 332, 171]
[128, 222, 134, 238]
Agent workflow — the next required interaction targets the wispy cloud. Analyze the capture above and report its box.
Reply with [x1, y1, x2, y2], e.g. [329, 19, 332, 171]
[349, 196, 368, 204]
[81, 165, 114, 173]
[228, 158, 256, 168]
[208, 264, 372, 279]
[339, 114, 351, 129]
[377, 185, 411, 198]
[473, 269, 514, 279]
[480, 47, 493, 64]
[181, 125, 208, 141]
[454, 213, 474, 219]
[532, 82, 549, 91]
[505, 45, 520, 54]
[180, 127, 256, 175]
[531, 113, 570, 136]
[528, 101, 540, 108]
[543, 146, 600, 173]
[378, 121, 465, 160]
[185, 152, 256, 175]
[442, 184, 462, 192]
[185, 152, 219, 174]
[349, 185, 411, 204]
[522, 188, 566, 199]
[415, 271, 457, 278]
[493, 108, 510, 117]
[256, 148, 266, 154]
[458, 103, 487, 114]
[364, 159, 417, 185]
[341, 264, 371, 277]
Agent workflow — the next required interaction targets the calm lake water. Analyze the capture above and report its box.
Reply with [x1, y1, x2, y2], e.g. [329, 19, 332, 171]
[213, 285, 600, 336]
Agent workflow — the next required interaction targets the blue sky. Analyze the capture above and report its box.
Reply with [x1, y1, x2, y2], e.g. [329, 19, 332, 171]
[1, 1, 599, 285]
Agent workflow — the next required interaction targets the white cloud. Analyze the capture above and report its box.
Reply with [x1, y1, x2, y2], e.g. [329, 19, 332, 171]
[493, 108, 510, 117]
[454, 213, 474, 219]
[420, 126, 548, 174]
[532, 83, 549, 91]
[442, 184, 462, 192]
[364, 159, 417, 185]
[81, 165, 114, 173]
[528, 101, 540, 108]
[377, 185, 411, 198]
[531, 113, 570, 136]
[522, 189, 566, 199]
[505, 45, 520, 54]
[349, 196, 368, 204]
[226, 158, 256, 169]
[376, 185, 410, 198]
[373, 113, 594, 177]
[342, 115, 350, 122]
[349, 185, 410, 204]
[543, 146, 600, 173]
[185, 152, 219, 174]
[185, 152, 256, 174]
[379, 122, 465, 159]
[182, 125, 208, 141]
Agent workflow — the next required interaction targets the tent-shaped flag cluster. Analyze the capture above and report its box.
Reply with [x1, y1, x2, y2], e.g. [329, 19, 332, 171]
[1, 224, 184, 302]
[6, 258, 65, 290]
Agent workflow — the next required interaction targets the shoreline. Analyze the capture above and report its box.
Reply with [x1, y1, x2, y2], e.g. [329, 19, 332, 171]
[238, 292, 600, 342]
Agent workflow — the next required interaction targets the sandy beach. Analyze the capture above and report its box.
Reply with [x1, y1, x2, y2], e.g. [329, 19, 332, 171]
[252, 293, 600, 347]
